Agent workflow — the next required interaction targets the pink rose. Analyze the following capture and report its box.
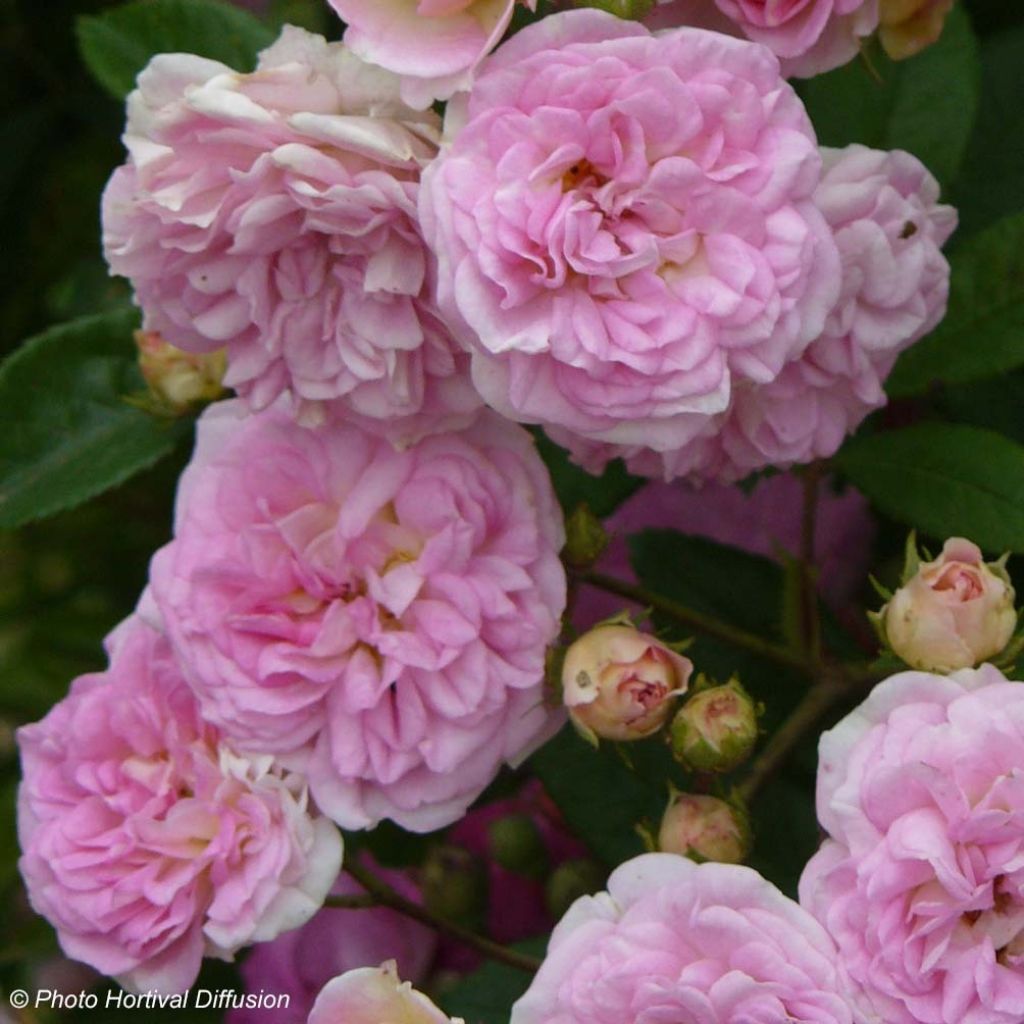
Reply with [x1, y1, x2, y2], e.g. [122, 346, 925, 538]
[800, 665, 1024, 1024]
[880, 538, 1016, 673]
[561, 624, 692, 742]
[420, 10, 840, 467]
[711, 0, 879, 76]
[103, 27, 480, 445]
[328, 0, 537, 110]
[149, 401, 566, 832]
[308, 962, 459, 1024]
[576, 143, 955, 483]
[16, 618, 342, 994]
[512, 853, 853, 1024]
[231, 862, 436, 1024]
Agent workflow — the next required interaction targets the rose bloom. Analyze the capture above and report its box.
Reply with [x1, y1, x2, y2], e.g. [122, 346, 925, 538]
[712, 0, 879, 76]
[420, 10, 840, 470]
[512, 853, 853, 1024]
[879, 0, 955, 59]
[881, 538, 1016, 673]
[801, 665, 1024, 1024]
[103, 27, 480, 445]
[562, 624, 692, 743]
[149, 400, 566, 832]
[577, 143, 955, 483]
[308, 962, 460, 1024]
[328, 0, 536, 110]
[230, 862, 436, 1024]
[16, 617, 342, 994]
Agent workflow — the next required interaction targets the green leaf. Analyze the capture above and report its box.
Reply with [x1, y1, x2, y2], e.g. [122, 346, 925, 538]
[77, 0, 275, 100]
[952, 25, 1024, 237]
[535, 433, 643, 519]
[0, 310, 191, 529]
[441, 938, 547, 1024]
[886, 212, 1024, 396]
[531, 726, 671, 867]
[802, 6, 980, 188]
[836, 423, 1024, 552]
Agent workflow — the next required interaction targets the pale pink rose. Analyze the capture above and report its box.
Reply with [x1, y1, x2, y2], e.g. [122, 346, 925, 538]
[711, 0, 879, 76]
[512, 853, 853, 1024]
[573, 143, 955, 483]
[420, 10, 840, 465]
[800, 665, 1024, 1024]
[881, 538, 1017, 672]
[308, 962, 459, 1024]
[148, 401, 566, 833]
[231, 862, 436, 1024]
[879, 0, 955, 59]
[562, 624, 692, 742]
[16, 618, 343, 995]
[103, 27, 481, 445]
[328, 0, 537, 110]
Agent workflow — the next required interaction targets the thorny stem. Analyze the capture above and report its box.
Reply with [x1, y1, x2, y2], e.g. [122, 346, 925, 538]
[737, 669, 861, 803]
[798, 464, 824, 665]
[578, 570, 813, 674]
[327, 861, 543, 974]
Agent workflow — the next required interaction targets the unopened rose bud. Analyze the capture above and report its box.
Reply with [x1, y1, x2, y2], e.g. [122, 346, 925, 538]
[487, 813, 549, 879]
[421, 845, 488, 929]
[562, 624, 692, 743]
[878, 537, 1017, 673]
[563, 503, 609, 570]
[544, 859, 606, 919]
[670, 679, 759, 774]
[572, 0, 655, 18]
[878, 0, 954, 60]
[657, 794, 750, 864]
[135, 330, 227, 411]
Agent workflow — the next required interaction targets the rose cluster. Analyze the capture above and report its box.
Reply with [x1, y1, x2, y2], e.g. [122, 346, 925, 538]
[17, 0, 964, 1007]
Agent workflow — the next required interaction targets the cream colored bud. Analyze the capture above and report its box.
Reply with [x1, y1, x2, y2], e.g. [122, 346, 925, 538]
[562, 624, 692, 743]
[657, 794, 750, 864]
[878, 0, 955, 60]
[136, 330, 227, 410]
[881, 538, 1017, 673]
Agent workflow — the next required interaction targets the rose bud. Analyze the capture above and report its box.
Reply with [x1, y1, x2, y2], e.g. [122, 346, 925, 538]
[658, 794, 750, 865]
[670, 678, 759, 774]
[562, 623, 693, 743]
[135, 329, 226, 411]
[487, 814, 549, 880]
[877, 537, 1017, 673]
[563, 503, 609, 570]
[544, 859, 607, 920]
[421, 845, 488, 930]
[878, 0, 954, 60]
